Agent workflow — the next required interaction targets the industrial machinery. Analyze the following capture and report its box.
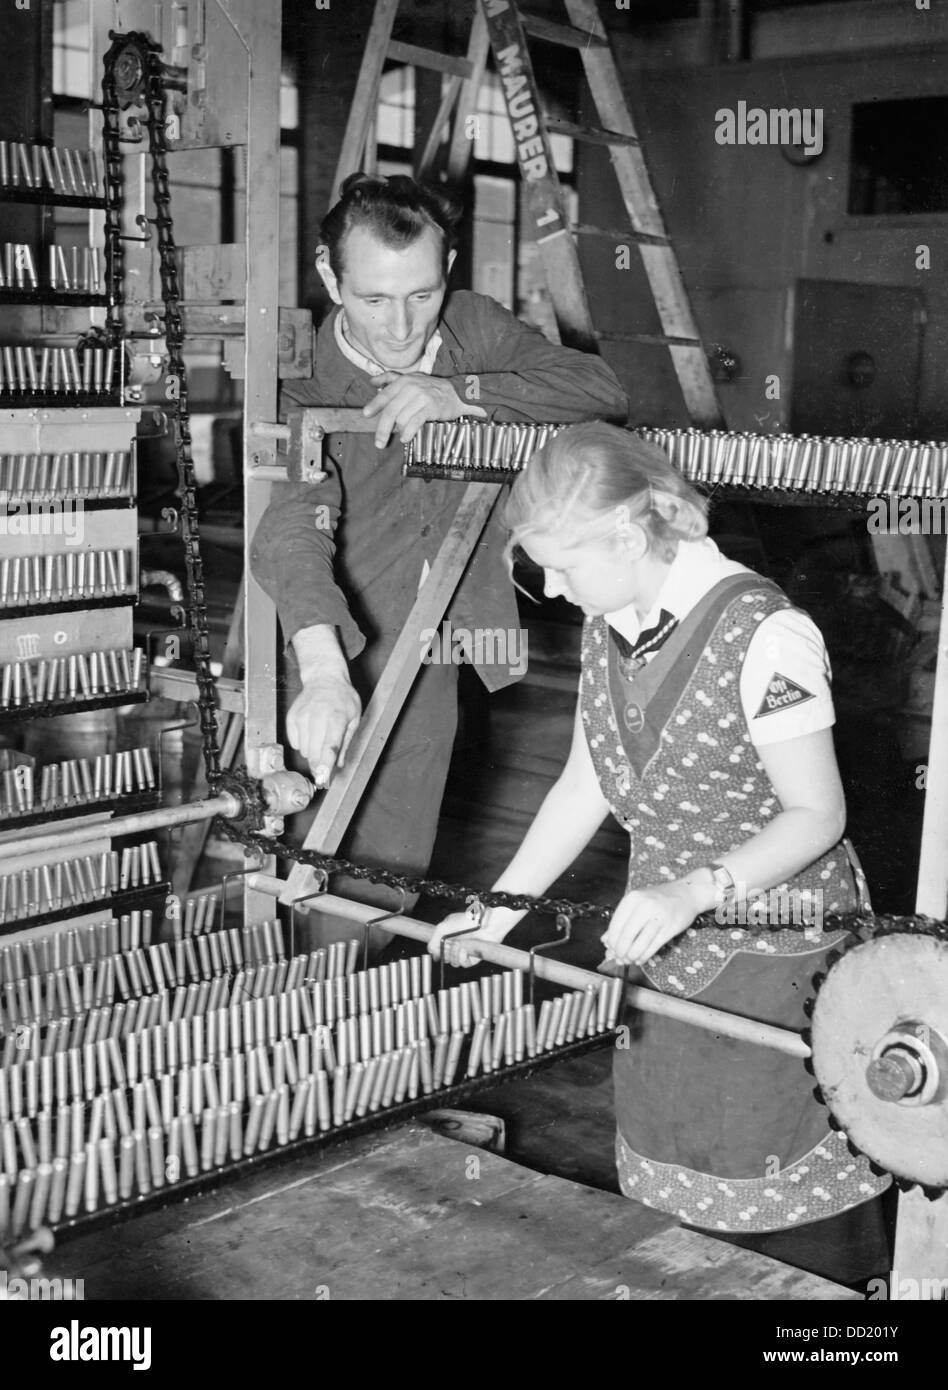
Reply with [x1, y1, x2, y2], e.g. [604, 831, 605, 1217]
[0, 0, 946, 1299]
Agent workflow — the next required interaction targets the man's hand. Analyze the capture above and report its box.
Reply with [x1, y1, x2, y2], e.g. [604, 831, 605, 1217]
[600, 880, 703, 968]
[286, 674, 361, 788]
[289, 625, 361, 787]
[363, 372, 485, 448]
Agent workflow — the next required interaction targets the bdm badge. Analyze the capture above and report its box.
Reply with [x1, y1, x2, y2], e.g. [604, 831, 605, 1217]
[754, 672, 815, 718]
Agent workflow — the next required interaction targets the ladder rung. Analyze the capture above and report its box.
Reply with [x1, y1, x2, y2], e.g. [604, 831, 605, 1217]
[386, 39, 474, 79]
[572, 222, 671, 249]
[596, 331, 703, 349]
[520, 13, 609, 50]
[545, 117, 639, 148]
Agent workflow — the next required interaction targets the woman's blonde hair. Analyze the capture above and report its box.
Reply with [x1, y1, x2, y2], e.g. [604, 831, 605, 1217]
[502, 422, 708, 577]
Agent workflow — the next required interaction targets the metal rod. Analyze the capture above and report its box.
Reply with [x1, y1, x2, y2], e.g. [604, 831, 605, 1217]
[0, 795, 239, 864]
[245, 879, 808, 1059]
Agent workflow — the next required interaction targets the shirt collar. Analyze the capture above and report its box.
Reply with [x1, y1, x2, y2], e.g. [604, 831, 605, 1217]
[333, 309, 443, 378]
[604, 537, 751, 645]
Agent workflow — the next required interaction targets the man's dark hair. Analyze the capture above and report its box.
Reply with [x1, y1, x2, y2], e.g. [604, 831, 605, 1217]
[320, 172, 462, 281]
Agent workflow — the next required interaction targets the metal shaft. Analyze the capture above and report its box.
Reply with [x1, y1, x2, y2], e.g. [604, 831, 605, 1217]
[0, 795, 239, 866]
[245, 880, 809, 1060]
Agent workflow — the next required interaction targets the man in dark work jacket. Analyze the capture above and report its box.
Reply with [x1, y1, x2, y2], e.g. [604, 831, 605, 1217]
[251, 174, 628, 924]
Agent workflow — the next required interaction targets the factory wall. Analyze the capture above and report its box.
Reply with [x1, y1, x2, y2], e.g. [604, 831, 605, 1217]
[579, 44, 948, 437]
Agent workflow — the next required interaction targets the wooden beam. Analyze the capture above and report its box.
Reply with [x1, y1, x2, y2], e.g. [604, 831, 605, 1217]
[387, 40, 473, 78]
[330, 0, 401, 193]
[281, 483, 501, 903]
[893, 529, 948, 1296]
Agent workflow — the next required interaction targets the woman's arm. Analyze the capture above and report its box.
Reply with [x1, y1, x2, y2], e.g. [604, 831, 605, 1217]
[428, 703, 611, 961]
[603, 727, 847, 966]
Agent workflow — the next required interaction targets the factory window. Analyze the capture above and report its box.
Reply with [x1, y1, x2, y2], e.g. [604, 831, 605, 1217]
[378, 67, 416, 150]
[53, 0, 93, 100]
[849, 97, 948, 215]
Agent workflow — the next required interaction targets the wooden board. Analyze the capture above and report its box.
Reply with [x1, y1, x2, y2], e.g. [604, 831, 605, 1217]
[50, 1125, 859, 1301]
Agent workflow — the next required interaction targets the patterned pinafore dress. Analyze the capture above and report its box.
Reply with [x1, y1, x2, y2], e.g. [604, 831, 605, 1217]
[580, 574, 890, 1233]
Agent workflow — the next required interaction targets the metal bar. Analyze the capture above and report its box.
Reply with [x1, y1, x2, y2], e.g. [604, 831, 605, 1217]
[147, 668, 243, 713]
[0, 796, 238, 864]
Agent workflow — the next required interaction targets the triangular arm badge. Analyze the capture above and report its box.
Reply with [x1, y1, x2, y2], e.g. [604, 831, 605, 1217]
[754, 671, 816, 718]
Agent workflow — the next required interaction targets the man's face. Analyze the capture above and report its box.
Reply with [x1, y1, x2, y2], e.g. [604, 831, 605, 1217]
[317, 224, 454, 371]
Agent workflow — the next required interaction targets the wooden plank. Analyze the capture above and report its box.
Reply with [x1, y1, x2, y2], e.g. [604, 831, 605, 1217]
[894, 528, 948, 1296]
[545, 116, 640, 148]
[597, 329, 702, 348]
[387, 39, 473, 79]
[280, 483, 501, 904]
[238, 0, 282, 926]
[299, 405, 377, 434]
[416, 73, 463, 180]
[49, 1125, 858, 1301]
[331, 0, 401, 194]
[892, 1190, 948, 1299]
[520, 11, 607, 50]
[446, 6, 490, 183]
[572, 220, 670, 248]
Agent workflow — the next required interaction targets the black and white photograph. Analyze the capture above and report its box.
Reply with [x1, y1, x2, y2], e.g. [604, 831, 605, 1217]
[0, 0, 946, 1343]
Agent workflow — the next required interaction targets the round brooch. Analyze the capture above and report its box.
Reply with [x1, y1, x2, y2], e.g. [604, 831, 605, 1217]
[623, 703, 645, 733]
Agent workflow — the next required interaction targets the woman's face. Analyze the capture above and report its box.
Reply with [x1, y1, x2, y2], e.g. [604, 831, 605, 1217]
[522, 528, 644, 617]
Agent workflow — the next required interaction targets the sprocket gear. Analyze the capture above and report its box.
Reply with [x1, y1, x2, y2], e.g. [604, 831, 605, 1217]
[805, 924, 948, 1195]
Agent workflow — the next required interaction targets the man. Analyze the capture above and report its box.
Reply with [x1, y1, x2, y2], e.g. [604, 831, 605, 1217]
[251, 173, 628, 919]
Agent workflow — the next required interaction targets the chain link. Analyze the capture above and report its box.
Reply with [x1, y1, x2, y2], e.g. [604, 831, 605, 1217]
[103, 34, 222, 786]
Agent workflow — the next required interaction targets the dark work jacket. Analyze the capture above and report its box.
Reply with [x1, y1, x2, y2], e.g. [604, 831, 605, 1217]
[250, 289, 629, 693]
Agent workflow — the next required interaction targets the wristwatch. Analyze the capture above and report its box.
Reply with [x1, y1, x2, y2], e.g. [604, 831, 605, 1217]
[710, 862, 736, 905]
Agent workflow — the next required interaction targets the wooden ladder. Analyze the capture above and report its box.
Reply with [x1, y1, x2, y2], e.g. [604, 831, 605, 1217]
[332, 0, 724, 428]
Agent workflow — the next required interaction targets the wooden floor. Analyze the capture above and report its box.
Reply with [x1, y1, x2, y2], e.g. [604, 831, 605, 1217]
[52, 1124, 859, 1301]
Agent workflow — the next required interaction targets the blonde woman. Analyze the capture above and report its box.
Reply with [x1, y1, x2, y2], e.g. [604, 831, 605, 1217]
[430, 422, 889, 1259]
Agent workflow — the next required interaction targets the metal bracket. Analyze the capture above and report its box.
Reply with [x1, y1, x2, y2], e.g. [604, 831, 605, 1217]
[248, 406, 375, 484]
[245, 744, 284, 779]
[438, 894, 490, 991]
[527, 911, 573, 1005]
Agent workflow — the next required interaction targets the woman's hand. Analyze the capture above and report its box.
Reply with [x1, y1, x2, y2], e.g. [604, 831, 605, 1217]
[601, 880, 703, 967]
[428, 910, 513, 968]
